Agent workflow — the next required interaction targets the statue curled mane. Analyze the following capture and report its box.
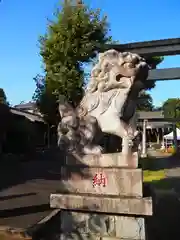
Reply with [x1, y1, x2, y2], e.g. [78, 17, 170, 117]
[78, 49, 147, 117]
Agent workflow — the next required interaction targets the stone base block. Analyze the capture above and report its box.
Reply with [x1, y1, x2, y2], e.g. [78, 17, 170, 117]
[50, 194, 152, 216]
[59, 210, 145, 240]
[65, 152, 138, 168]
[61, 168, 143, 197]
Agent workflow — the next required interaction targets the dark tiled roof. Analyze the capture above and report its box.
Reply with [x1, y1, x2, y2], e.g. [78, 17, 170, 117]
[137, 111, 172, 127]
[138, 121, 172, 128]
[14, 102, 36, 110]
[137, 111, 164, 119]
[10, 107, 44, 123]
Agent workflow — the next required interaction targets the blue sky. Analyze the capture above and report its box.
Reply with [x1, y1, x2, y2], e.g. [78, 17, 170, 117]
[0, 0, 180, 106]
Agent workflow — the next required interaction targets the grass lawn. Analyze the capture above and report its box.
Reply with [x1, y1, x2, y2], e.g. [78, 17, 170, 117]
[143, 169, 178, 190]
[141, 155, 173, 188]
[143, 169, 166, 182]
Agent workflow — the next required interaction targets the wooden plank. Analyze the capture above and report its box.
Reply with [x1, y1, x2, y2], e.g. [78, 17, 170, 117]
[148, 68, 180, 81]
[102, 38, 180, 57]
[50, 194, 153, 216]
[66, 152, 138, 168]
[61, 167, 143, 197]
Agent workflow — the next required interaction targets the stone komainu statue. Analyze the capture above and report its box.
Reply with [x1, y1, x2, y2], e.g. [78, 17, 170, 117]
[57, 50, 149, 155]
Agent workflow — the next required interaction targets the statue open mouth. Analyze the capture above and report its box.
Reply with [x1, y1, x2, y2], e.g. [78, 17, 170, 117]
[116, 74, 121, 82]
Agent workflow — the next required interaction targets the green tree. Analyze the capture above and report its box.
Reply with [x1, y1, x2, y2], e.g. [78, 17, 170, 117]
[135, 56, 163, 110]
[136, 55, 163, 110]
[162, 99, 180, 128]
[33, 75, 59, 125]
[34, 0, 163, 122]
[0, 88, 8, 105]
[33, 0, 112, 125]
[0, 89, 11, 153]
[145, 56, 164, 90]
[137, 92, 154, 111]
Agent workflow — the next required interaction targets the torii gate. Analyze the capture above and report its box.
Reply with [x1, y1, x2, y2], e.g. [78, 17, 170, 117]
[104, 38, 180, 156]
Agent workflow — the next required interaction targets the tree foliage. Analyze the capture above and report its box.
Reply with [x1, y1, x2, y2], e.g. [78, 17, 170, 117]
[33, 0, 112, 125]
[33, 75, 59, 125]
[137, 91, 154, 111]
[136, 56, 164, 110]
[144, 56, 164, 90]
[0, 89, 11, 153]
[33, 0, 164, 122]
[0, 88, 8, 105]
[163, 98, 180, 118]
[162, 98, 180, 127]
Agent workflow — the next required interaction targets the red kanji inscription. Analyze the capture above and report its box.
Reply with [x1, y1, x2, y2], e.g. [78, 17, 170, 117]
[92, 173, 107, 187]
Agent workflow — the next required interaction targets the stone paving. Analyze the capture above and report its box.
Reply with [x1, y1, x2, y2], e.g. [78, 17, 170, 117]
[0, 160, 63, 229]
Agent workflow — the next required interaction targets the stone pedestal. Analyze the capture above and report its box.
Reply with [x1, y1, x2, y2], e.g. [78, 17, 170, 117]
[50, 152, 152, 240]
